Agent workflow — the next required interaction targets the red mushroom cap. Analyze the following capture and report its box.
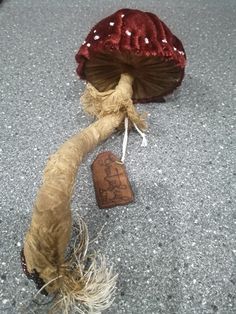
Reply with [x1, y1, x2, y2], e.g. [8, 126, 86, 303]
[76, 8, 186, 103]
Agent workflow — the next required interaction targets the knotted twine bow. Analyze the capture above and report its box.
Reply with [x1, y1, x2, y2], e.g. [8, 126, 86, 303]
[81, 73, 147, 163]
[81, 73, 147, 131]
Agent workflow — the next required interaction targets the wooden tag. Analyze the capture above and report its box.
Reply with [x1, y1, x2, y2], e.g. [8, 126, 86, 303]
[91, 151, 134, 209]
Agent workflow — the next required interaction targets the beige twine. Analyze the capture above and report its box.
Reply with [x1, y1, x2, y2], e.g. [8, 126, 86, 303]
[81, 73, 146, 130]
[23, 73, 146, 312]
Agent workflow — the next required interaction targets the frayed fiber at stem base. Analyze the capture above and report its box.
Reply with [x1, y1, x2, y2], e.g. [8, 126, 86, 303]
[50, 216, 118, 314]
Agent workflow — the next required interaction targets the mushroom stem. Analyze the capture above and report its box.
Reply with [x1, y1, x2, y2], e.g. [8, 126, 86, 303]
[22, 72, 144, 312]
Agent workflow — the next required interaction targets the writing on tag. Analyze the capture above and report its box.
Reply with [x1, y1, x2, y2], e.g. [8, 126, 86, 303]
[91, 151, 134, 209]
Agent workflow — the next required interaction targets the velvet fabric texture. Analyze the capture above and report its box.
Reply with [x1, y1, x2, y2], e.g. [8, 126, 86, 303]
[76, 8, 186, 103]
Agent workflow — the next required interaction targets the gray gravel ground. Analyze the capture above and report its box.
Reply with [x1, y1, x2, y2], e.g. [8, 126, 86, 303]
[0, 0, 235, 313]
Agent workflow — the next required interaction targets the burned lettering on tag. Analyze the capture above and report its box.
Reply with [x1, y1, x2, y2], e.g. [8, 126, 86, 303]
[91, 152, 134, 208]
